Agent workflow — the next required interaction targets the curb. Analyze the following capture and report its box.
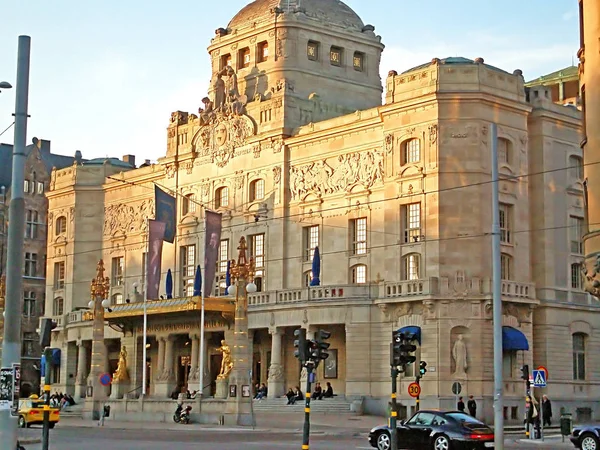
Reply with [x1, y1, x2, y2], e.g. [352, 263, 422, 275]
[19, 439, 42, 445]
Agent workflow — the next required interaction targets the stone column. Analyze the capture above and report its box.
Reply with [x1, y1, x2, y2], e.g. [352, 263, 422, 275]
[189, 333, 199, 382]
[156, 337, 166, 376]
[74, 341, 89, 399]
[267, 327, 285, 398]
[154, 335, 176, 398]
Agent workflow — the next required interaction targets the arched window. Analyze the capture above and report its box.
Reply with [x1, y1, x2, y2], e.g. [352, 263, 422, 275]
[182, 193, 196, 216]
[402, 253, 421, 280]
[497, 138, 512, 165]
[500, 253, 512, 280]
[351, 264, 367, 284]
[55, 216, 67, 236]
[112, 293, 123, 305]
[215, 187, 229, 209]
[249, 179, 265, 202]
[573, 332, 586, 380]
[53, 297, 64, 316]
[403, 139, 420, 165]
[569, 155, 584, 180]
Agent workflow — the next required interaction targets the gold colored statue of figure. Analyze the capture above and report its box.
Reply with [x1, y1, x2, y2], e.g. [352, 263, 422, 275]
[113, 346, 129, 382]
[217, 340, 233, 380]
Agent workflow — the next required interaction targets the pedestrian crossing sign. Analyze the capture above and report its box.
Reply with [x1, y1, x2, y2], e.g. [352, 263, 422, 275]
[532, 369, 547, 387]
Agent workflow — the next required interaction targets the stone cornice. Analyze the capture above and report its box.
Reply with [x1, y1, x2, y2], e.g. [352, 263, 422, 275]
[528, 107, 583, 129]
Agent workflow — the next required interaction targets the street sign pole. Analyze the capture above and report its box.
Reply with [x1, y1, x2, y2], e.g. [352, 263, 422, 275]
[390, 365, 399, 450]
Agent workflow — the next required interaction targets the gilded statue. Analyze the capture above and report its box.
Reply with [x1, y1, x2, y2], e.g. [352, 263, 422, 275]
[113, 346, 129, 382]
[216, 340, 233, 380]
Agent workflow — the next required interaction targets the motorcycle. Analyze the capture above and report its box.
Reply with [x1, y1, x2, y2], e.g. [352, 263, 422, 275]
[173, 405, 192, 424]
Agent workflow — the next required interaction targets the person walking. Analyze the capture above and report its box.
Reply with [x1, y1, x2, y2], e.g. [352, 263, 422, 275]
[542, 395, 552, 427]
[457, 396, 465, 412]
[467, 395, 477, 418]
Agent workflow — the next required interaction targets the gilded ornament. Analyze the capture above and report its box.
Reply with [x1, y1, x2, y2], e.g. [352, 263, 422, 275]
[216, 340, 233, 380]
[113, 346, 129, 382]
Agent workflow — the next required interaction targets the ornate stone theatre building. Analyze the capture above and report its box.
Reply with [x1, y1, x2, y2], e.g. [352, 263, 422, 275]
[43, 0, 599, 423]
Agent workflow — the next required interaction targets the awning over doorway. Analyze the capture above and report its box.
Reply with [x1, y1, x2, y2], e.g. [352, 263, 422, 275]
[40, 349, 61, 376]
[502, 326, 529, 351]
[399, 325, 421, 345]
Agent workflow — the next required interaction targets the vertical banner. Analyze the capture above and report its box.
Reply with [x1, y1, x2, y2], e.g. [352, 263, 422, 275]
[155, 185, 176, 243]
[11, 363, 20, 415]
[147, 220, 166, 300]
[204, 211, 223, 297]
[0, 367, 14, 411]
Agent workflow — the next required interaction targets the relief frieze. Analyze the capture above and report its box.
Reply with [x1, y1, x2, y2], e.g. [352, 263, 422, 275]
[103, 200, 154, 236]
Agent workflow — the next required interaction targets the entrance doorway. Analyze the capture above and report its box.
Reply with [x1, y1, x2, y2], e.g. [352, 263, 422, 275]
[178, 356, 191, 392]
[210, 353, 222, 396]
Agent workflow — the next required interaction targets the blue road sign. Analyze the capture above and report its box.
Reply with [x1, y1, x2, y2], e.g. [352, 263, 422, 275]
[532, 370, 547, 387]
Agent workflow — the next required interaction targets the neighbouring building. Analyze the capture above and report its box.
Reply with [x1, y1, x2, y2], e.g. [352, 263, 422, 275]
[525, 65, 581, 108]
[42, 0, 598, 424]
[0, 139, 83, 396]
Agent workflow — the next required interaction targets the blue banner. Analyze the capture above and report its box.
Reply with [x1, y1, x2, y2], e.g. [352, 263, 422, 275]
[155, 185, 176, 243]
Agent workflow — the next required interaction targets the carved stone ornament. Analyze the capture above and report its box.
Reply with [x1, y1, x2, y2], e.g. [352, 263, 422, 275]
[393, 302, 413, 320]
[384, 134, 394, 154]
[273, 166, 282, 185]
[191, 114, 256, 168]
[290, 150, 385, 200]
[428, 124, 438, 145]
[504, 302, 533, 325]
[268, 363, 284, 382]
[103, 200, 155, 236]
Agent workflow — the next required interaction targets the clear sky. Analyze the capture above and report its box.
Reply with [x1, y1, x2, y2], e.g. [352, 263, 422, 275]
[0, 0, 580, 162]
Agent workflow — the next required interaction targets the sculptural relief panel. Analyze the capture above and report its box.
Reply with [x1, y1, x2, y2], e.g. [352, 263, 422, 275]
[103, 200, 155, 236]
[290, 150, 385, 200]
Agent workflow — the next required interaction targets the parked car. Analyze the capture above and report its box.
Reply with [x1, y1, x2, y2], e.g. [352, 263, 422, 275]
[570, 424, 600, 449]
[18, 395, 60, 428]
[368, 410, 494, 450]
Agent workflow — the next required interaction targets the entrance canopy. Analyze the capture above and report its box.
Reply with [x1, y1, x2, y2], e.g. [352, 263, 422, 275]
[502, 326, 529, 351]
[399, 325, 421, 345]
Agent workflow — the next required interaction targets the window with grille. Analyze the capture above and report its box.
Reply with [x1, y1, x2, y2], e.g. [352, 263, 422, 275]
[22, 332, 36, 357]
[351, 218, 367, 255]
[53, 297, 64, 315]
[112, 257, 124, 286]
[500, 253, 512, 280]
[24, 252, 37, 277]
[182, 193, 196, 216]
[570, 155, 584, 180]
[573, 333, 586, 380]
[351, 265, 367, 284]
[403, 139, 420, 164]
[571, 263, 583, 290]
[180, 245, 196, 296]
[54, 262, 65, 289]
[112, 293, 124, 305]
[249, 234, 265, 270]
[304, 225, 319, 261]
[258, 41, 269, 62]
[402, 253, 420, 280]
[570, 216, 584, 254]
[55, 216, 67, 235]
[218, 239, 229, 273]
[250, 179, 265, 202]
[215, 187, 229, 209]
[499, 203, 512, 243]
[23, 291, 36, 318]
[25, 209, 39, 239]
[403, 203, 421, 243]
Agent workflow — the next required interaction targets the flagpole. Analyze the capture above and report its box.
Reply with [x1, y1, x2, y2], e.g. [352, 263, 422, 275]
[142, 219, 149, 397]
[199, 280, 206, 397]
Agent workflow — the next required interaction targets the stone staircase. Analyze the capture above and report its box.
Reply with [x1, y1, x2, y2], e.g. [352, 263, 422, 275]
[251, 396, 355, 414]
[60, 404, 84, 418]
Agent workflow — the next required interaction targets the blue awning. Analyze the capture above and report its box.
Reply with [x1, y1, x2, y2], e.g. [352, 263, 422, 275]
[51, 349, 61, 365]
[399, 326, 421, 345]
[502, 326, 529, 351]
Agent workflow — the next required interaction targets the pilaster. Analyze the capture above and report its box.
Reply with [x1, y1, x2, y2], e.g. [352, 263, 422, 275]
[267, 327, 285, 398]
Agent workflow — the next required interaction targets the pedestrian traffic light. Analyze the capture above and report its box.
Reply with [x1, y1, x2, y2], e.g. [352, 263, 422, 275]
[294, 328, 308, 363]
[419, 361, 427, 377]
[520, 364, 529, 381]
[315, 329, 331, 361]
[391, 330, 403, 367]
[400, 333, 417, 366]
[39, 318, 58, 348]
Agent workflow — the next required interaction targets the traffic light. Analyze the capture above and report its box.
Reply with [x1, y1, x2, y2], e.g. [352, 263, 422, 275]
[520, 364, 529, 381]
[391, 330, 403, 367]
[294, 328, 308, 363]
[400, 333, 417, 366]
[39, 318, 57, 348]
[419, 361, 427, 377]
[315, 329, 331, 361]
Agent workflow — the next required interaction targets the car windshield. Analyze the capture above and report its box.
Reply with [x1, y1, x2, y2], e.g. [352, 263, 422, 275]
[446, 412, 484, 425]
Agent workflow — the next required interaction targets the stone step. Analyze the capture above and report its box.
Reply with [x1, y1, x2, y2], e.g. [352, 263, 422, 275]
[251, 397, 354, 414]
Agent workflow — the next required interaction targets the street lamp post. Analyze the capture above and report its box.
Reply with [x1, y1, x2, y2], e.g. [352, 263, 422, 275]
[86, 260, 111, 420]
[226, 237, 257, 426]
[0, 81, 12, 93]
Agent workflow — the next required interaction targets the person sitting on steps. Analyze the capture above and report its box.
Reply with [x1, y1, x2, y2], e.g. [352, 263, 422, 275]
[312, 382, 323, 400]
[323, 382, 334, 398]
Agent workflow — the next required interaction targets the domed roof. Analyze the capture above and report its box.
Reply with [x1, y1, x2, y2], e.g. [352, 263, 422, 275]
[228, 0, 365, 31]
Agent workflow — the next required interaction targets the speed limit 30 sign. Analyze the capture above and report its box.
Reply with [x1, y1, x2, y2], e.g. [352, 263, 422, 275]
[408, 382, 421, 398]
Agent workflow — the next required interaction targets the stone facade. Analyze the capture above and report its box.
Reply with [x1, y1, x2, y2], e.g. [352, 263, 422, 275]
[42, 0, 599, 424]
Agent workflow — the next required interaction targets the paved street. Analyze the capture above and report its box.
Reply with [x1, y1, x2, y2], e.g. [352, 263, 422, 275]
[16, 425, 576, 450]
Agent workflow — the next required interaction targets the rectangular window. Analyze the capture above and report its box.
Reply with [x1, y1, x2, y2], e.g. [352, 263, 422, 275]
[239, 47, 250, 69]
[499, 203, 512, 244]
[220, 53, 232, 70]
[351, 218, 367, 255]
[352, 265, 366, 284]
[502, 351, 515, 379]
[497, 139, 508, 164]
[403, 203, 421, 243]
[403, 254, 420, 280]
[25, 209, 39, 240]
[404, 139, 421, 164]
[304, 225, 319, 261]
[180, 244, 196, 296]
[258, 41, 269, 62]
[573, 333, 586, 380]
[353, 52, 364, 71]
[54, 261, 65, 289]
[37, 181, 44, 194]
[571, 263, 583, 290]
[218, 239, 229, 273]
[23, 291, 36, 318]
[330, 46, 343, 66]
[111, 256, 124, 286]
[22, 332, 36, 357]
[500, 253, 511, 280]
[24, 180, 29, 193]
[249, 234, 265, 269]
[570, 216, 584, 254]
[307, 41, 319, 61]
[24, 252, 37, 277]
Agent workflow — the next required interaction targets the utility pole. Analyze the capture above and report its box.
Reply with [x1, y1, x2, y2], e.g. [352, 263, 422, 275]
[0, 35, 31, 449]
[491, 122, 504, 449]
[390, 365, 399, 450]
[302, 361, 315, 450]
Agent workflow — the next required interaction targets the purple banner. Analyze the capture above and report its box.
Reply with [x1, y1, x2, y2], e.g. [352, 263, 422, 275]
[204, 211, 223, 297]
[147, 220, 166, 300]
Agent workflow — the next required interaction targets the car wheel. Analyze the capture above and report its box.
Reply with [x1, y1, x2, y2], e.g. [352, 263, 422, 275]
[433, 434, 451, 450]
[18, 416, 26, 428]
[376, 431, 392, 450]
[581, 434, 600, 450]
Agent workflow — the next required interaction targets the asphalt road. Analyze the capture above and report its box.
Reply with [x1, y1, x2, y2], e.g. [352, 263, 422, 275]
[17, 426, 576, 450]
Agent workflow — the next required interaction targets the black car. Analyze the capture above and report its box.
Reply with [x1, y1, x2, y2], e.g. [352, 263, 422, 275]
[368, 410, 495, 450]
[570, 425, 600, 449]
